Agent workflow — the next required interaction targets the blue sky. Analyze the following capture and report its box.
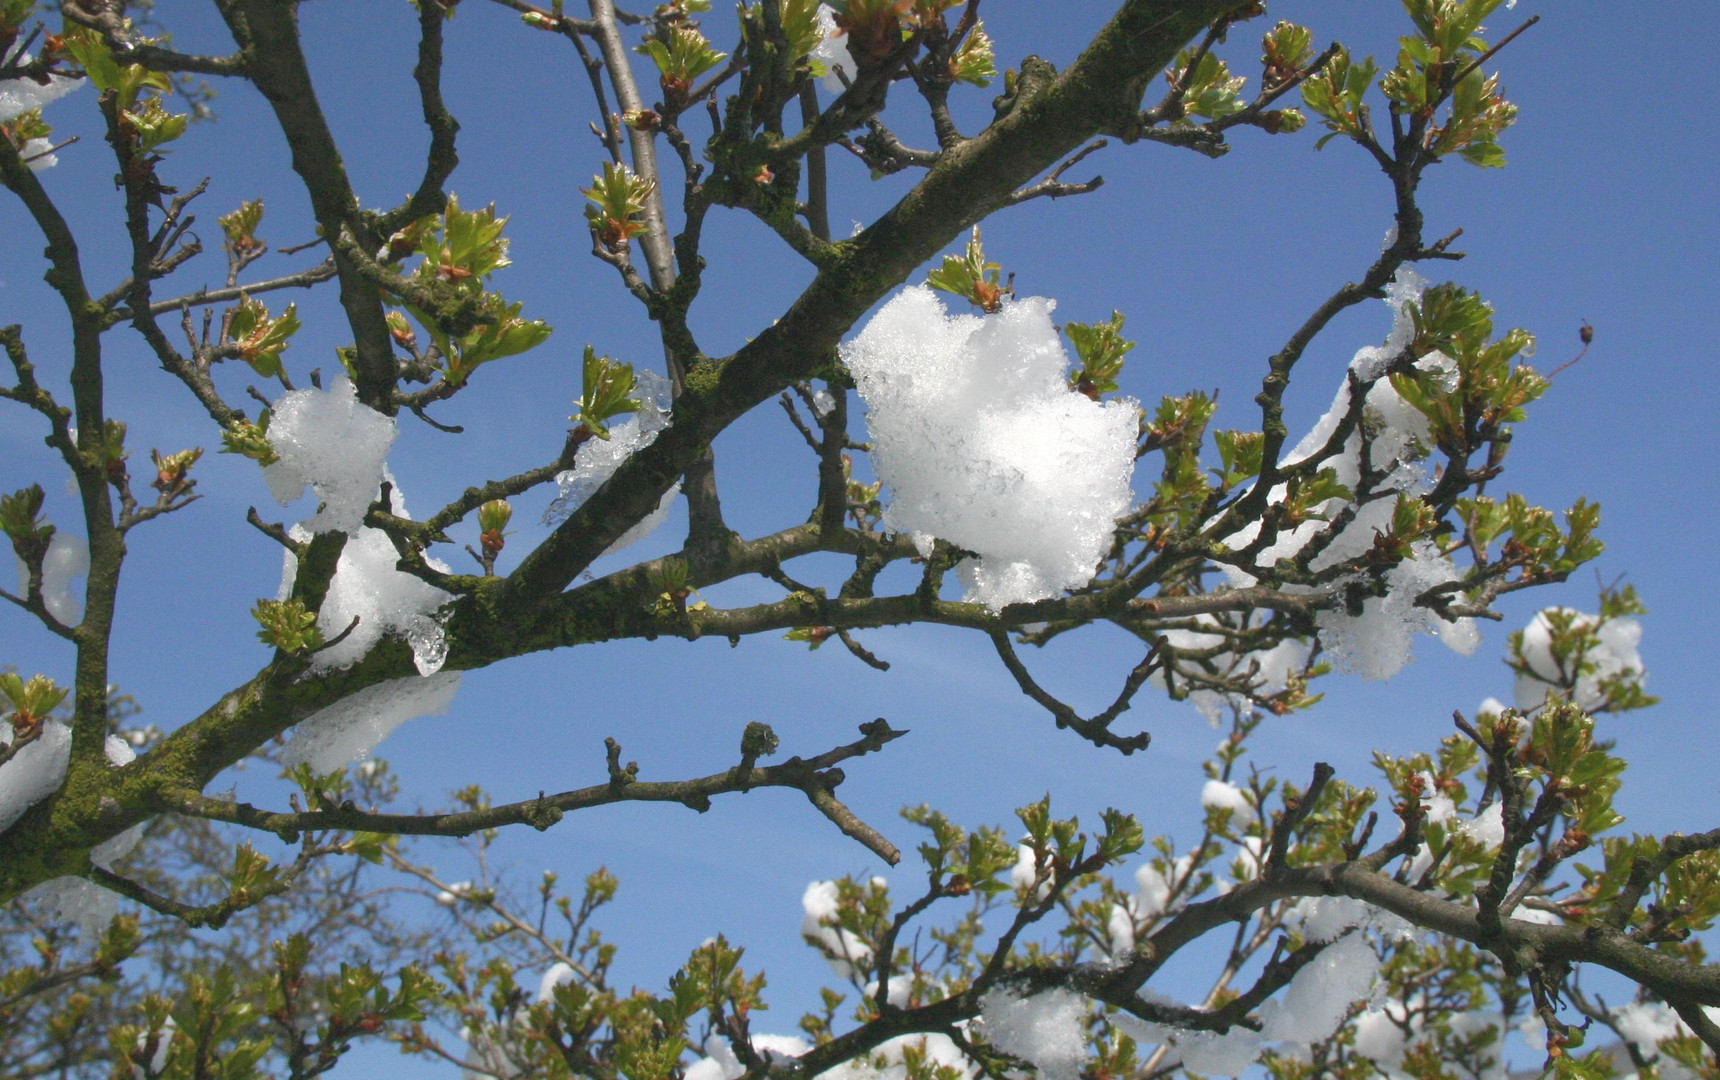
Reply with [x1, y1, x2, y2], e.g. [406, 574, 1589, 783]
[3, 2, 1718, 1075]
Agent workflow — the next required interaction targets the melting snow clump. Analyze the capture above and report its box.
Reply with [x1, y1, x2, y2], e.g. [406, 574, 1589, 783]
[14, 735, 146, 940]
[14, 531, 87, 625]
[278, 479, 454, 674]
[0, 719, 70, 834]
[280, 670, 461, 773]
[684, 1033, 811, 1080]
[1512, 606, 1643, 712]
[1259, 931, 1381, 1044]
[545, 369, 679, 556]
[979, 987, 1091, 1080]
[808, 4, 849, 92]
[537, 963, 577, 1004]
[1200, 779, 1256, 825]
[0, 50, 83, 125]
[844, 287, 1137, 610]
[801, 880, 873, 979]
[263, 377, 398, 534]
[1218, 267, 1478, 683]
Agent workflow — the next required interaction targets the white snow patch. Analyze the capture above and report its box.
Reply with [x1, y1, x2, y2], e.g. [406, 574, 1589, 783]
[262, 377, 397, 535]
[134, 1015, 175, 1080]
[817, 1033, 975, 1080]
[685, 1033, 811, 1080]
[0, 718, 70, 833]
[18, 136, 59, 171]
[17, 732, 150, 938]
[1133, 854, 1193, 919]
[1200, 779, 1256, 826]
[809, 4, 849, 93]
[1460, 802, 1505, 848]
[1215, 268, 1477, 684]
[14, 530, 88, 625]
[537, 962, 577, 1004]
[0, 51, 84, 123]
[1258, 931, 1380, 1044]
[545, 369, 672, 528]
[603, 483, 680, 558]
[862, 974, 913, 1009]
[979, 986, 1090, 1080]
[1286, 897, 1377, 944]
[279, 670, 461, 773]
[1351, 1003, 1411, 1066]
[1010, 843, 1052, 900]
[278, 480, 454, 674]
[801, 880, 872, 979]
[1612, 1001, 1686, 1055]
[1512, 607, 1644, 712]
[1114, 1001, 1263, 1079]
[843, 287, 1137, 611]
[436, 880, 472, 907]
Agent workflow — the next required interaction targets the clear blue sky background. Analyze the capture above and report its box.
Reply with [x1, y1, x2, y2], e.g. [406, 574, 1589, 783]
[3, 2, 1717, 1075]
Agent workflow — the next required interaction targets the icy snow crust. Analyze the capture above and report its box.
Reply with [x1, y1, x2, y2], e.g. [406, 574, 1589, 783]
[0, 51, 83, 125]
[280, 670, 461, 773]
[844, 287, 1138, 610]
[0, 719, 71, 835]
[545, 369, 679, 557]
[11, 736, 145, 941]
[808, 4, 849, 93]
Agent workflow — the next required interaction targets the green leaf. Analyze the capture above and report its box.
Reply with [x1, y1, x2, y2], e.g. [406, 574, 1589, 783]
[251, 598, 323, 654]
[950, 22, 995, 87]
[220, 411, 278, 466]
[926, 227, 1005, 312]
[574, 345, 643, 438]
[583, 162, 655, 248]
[1172, 48, 1246, 120]
[1063, 311, 1134, 398]
[125, 95, 189, 152]
[226, 296, 301, 380]
[635, 25, 727, 99]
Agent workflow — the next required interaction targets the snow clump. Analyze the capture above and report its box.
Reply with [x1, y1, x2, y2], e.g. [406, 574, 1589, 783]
[684, 1033, 811, 1080]
[14, 530, 87, 625]
[1146, 620, 1309, 725]
[818, 1034, 975, 1080]
[801, 879, 873, 978]
[843, 286, 1137, 610]
[978, 987, 1092, 1080]
[0, 718, 70, 834]
[1258, 932, 1381, 1044]
[1219, 267, 1479, 682]
[263, 377, 398, 535]
[544, 369, 679, 557]
[537, 963, 576, 1004]
[1512, 606, 1644, 712]
[277, 478, 454, 675]
[11, 735, 145, 941]
[0, 45, 84, 135]
[1116, 999, 1264, 1079]
[808, 4, 849, 93]
[1200, 779, 1257, 826]
[279, 670, 461, 773]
